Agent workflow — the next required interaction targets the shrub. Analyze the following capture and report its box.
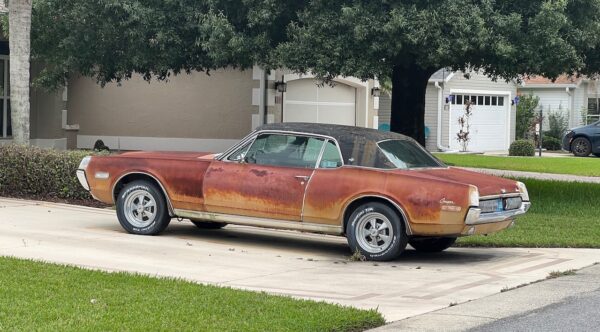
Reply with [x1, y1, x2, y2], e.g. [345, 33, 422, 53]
[516, 94, 539, 139]
[545, 111, 568, 139]
[509, 140, 535, 156]
[0, 145, 99, 200]
[542, 136, 562, 151]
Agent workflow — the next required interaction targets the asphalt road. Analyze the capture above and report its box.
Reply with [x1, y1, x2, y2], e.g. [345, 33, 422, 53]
[471, 288, 600, 332]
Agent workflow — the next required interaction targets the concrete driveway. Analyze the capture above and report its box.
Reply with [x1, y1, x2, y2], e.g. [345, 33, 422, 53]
[1, 197, 598, 322]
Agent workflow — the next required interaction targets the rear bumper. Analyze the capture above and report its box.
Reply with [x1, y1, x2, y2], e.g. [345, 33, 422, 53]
[465, 202, 531, 225]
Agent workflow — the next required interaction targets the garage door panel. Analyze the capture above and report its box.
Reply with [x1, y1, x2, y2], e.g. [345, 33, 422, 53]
[317, 84, 356, 103]
[449, 101, 509, 152]
[284, 79, 356, 126]
[286, 80, 318, 102]
[317, 105, 356, 126]
[284, 104, 318, 123]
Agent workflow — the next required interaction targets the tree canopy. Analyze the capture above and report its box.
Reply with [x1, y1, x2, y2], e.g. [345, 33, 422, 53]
[31, 0, 600, 144]
[31, 0, 303, 89]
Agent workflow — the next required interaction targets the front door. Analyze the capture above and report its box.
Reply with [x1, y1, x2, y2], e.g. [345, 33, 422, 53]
[202, 133, 325, 221]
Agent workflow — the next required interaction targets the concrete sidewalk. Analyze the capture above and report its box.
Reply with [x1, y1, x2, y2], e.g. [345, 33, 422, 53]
[462, 167, 600, 184]
[1, 197, 599, 322]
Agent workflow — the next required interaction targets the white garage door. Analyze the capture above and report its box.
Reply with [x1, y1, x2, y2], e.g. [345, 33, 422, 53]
[449, 94, 510, 152]
[283, 79, 356, 126]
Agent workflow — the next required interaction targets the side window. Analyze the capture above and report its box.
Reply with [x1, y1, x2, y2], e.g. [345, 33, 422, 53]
[245, 134, 325, 168]
[227, 141, 252, 162]
[319, 140, 343, 168]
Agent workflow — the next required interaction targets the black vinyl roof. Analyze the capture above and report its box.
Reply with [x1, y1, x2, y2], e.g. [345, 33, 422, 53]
[256, 123, 412, 144]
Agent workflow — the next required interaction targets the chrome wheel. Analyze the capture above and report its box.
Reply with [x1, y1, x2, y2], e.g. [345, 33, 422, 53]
[355, 212, 394, 254]
[123, 189, 157, 228]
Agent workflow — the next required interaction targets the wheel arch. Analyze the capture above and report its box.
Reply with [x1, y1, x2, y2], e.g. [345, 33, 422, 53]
[570, 134, 593, 154]
[572, 133, 591, 142]
[342, 195, 412, 236]
[112, 172, 175, 216]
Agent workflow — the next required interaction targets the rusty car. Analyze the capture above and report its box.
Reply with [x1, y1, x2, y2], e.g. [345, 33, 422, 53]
[77, 123, 530, 261]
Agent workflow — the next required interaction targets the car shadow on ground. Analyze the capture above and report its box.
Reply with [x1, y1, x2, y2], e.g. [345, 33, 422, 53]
[155, 222, 500, 264]
[163, 222, 351, 258]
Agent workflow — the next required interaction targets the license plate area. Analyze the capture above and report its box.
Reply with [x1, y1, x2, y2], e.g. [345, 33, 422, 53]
[479, 197, 522, 213]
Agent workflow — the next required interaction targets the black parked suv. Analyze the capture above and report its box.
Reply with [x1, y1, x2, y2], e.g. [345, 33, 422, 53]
[562, 121, 600, 157]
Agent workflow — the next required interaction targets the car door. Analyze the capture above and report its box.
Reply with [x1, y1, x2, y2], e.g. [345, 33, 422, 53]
[591, 123, 600, 152]
[202, 133, 326, 221]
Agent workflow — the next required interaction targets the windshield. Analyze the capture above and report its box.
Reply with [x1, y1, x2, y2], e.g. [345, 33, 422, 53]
[377, 140, 444, 169]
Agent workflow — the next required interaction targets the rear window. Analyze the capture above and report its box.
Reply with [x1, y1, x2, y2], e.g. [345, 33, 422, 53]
[377, 140, 443, 169]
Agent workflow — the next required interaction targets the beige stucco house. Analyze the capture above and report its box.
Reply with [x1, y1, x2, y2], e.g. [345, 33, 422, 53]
[2, 58, 380, 151]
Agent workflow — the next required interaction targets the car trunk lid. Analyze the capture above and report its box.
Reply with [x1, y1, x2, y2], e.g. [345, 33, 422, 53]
[410, 167, 520, 197]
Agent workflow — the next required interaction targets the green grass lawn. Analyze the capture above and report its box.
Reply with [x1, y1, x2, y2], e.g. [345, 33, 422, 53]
[435, 153, 600, 177]
[458, 179, 600, 248]
[0, 257, 384, 332]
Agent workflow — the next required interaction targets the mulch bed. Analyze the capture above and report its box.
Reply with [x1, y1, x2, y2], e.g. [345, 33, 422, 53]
[0, 194, 112, 209]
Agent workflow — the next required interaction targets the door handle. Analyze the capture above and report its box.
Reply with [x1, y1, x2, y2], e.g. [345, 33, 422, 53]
[294, 175, 310, 181]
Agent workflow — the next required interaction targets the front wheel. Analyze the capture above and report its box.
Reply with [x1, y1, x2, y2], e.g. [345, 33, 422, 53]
[572, 137, 591, 157]
[409, 237, 457, 253]
[116, 180, 171, 235]
[346, 202, 408, 261]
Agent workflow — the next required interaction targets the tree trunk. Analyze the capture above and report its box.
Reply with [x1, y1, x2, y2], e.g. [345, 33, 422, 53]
[390, 64, 436, 146]
[8, 0, 32, 145]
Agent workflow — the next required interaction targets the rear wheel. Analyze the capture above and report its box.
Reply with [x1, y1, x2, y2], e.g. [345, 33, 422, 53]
[346, 202, 408, 261]
[116, 180, 171, 235]
[191, 220, 227, 229]
[409, 237, 457, 253]
[572, 137, 591, 157]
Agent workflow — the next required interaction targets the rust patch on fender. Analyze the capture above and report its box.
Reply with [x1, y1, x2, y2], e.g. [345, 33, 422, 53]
[250, 169, 269, 177]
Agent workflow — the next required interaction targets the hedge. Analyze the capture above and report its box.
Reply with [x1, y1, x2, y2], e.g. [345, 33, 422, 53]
[0, 145, 99, 200]
[509, 140, 535, 156]
[542, 136, 562, 151]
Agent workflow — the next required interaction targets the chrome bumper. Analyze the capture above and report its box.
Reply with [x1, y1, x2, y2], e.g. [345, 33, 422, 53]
[76, 169, 90, 191]
[465, 202, 531, 225]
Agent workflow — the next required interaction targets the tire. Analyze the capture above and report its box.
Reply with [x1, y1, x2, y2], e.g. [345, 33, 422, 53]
[571, 137, 592, 157]
[191, 220, 227, 229]
[409, 237, 457, 253]
[116, 180, 171, 235]
[346, 202, 408, 261]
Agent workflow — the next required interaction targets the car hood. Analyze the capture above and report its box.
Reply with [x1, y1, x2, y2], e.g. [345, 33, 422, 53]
[571, 122, 599, 132]
[409, 167, 520, 197]
[115, 151, 215, 161]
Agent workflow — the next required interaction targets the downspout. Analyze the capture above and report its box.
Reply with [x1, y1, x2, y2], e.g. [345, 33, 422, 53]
[435, 81, 451, 151]
[258, 68, 268, 126]
[565, 87, 573, 127]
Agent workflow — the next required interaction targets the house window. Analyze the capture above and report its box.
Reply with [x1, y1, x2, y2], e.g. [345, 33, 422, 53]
[0, 57, 10, 138]
[587, 98, 600, 124]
